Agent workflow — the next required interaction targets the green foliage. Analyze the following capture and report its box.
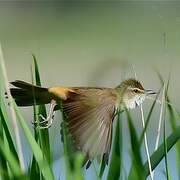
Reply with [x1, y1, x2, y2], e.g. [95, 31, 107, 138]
[14, 103, 54, 179]
[157, 71, 180, 179]
[0, 54, 179, 180]
[127, 110, 145, 180]
[32, 55, 51, 163]
[107, 112, 122, 180]
[144, 125, 180, 177]
[0, 138, 23, 178]
[30, 55, 52, 179]
[139, 90, 160, 145]
[167, 98, 180, 178]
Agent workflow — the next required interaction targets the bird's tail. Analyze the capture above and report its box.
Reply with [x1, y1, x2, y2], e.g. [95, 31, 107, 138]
[9, 80, 52, 106]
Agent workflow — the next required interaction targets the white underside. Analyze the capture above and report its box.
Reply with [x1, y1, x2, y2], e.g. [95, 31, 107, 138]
[124, 95, 146, 109]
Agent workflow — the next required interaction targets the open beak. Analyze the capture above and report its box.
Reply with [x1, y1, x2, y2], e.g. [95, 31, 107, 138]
[145, 89, 157, 95]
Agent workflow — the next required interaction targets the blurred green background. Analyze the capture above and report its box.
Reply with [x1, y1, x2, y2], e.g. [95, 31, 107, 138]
[0, 1, 180, 179]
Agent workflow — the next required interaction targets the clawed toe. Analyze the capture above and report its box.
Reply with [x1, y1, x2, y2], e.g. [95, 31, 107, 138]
[36, 123, 52, 129]
[39, 114, 47, 121]
[32, 100, 56, 129]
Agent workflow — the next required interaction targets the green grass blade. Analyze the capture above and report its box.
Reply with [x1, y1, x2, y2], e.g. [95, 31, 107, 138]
[0, 77, 18, 161]
[0, 98, 19, 177]
[144, 125, 180, 177]
[0, 101, 18, 179]
[0, 101, 18, 162]
[157, 71, 180, 178]
[167, 97, 180, 178]
[73, 153, 84, 180]
[126, 110, 145, 180]
[166, 93, 180, 178]
[163, 116, 171, 180]
[30, 156, 41, 180]
[167, 97, 178, 131]
[107, 113, 122, 180]
[99, 158, 106, 178]
[0, 108, 9, 179]
[14, 102, 54, 179]
[139, 90, 160, 145]
[32, 55, 51, 164]
[163, 79, 171, 180]
[30, 118, 41, 180]
[0, 138, 22, 178]
[30, 56, 44, 179]
[0, 44, 25, 171]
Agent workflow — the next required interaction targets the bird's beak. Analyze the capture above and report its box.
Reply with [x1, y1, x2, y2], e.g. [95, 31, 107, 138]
[145, 89, 157, 95]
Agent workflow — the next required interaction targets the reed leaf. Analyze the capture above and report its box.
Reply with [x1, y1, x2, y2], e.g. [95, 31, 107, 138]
[0, 138, 23, 178]
[32, 55, 51, 164]
[107, 112, 122, 180]
[156, 71, 180, 178]
[14, 102, 54, 179]
[139, 90, 160, 145]
[144, 125, 180, 177]
[127, 110, 145, 180]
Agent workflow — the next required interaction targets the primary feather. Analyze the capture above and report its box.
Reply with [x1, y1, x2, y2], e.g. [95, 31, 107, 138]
[62, 88, 118, 162]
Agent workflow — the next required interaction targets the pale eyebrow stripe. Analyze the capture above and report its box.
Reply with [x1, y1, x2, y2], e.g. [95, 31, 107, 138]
[128, 87, 144, 92]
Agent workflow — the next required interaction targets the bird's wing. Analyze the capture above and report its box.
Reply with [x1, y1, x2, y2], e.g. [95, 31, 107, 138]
[62, 88, 118, 164]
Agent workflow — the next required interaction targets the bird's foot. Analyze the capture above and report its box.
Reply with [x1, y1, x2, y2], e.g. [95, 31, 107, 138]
[32, 114, 49, 124]
[36, 116, 53, 129]
[32, 100, 56, 129]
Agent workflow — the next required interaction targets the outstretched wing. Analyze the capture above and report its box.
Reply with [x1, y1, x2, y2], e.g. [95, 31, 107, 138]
[62, 87, 118, 163]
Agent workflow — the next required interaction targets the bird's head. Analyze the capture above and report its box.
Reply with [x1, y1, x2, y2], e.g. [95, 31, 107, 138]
[117, 78, 156, 109]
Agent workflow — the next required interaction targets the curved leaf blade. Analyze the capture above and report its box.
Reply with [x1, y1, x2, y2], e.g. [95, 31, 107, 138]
[144, 126, 180, 177]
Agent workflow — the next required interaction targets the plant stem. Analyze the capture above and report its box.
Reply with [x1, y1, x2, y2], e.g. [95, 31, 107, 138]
[152, 84, 165, 178]
[0, 44, 25, 172]
[140, 105, 153, 180]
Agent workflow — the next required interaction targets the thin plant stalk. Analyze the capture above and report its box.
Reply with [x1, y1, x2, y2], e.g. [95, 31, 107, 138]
[154, 84, 165, 150]
[140, 105, 153, 180]
[132, 65, 153, 179]
[146, 96, 179, 114]
[152, 84, 165, 178]
[163, 103, 170, 179]
[0, 44, 25, 172]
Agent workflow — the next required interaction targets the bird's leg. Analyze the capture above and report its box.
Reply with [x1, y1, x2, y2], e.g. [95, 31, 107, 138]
[37, 111, 56, 129]
[34, 100, 57, 129]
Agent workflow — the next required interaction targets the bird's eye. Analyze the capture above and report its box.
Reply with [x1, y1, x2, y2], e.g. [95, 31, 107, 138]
[134, 89, 139, 93]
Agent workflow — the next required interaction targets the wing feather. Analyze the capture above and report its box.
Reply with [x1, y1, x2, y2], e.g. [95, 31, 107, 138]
[62, 88, 117, 163]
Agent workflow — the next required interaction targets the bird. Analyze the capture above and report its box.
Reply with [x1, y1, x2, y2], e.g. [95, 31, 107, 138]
[9, 78, 156, 168]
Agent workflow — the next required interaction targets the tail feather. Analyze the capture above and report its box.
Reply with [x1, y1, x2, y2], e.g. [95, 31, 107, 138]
[10, 80, 51, 106]
[10, 88, 29, 97]
[11, 80, 47, 92]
